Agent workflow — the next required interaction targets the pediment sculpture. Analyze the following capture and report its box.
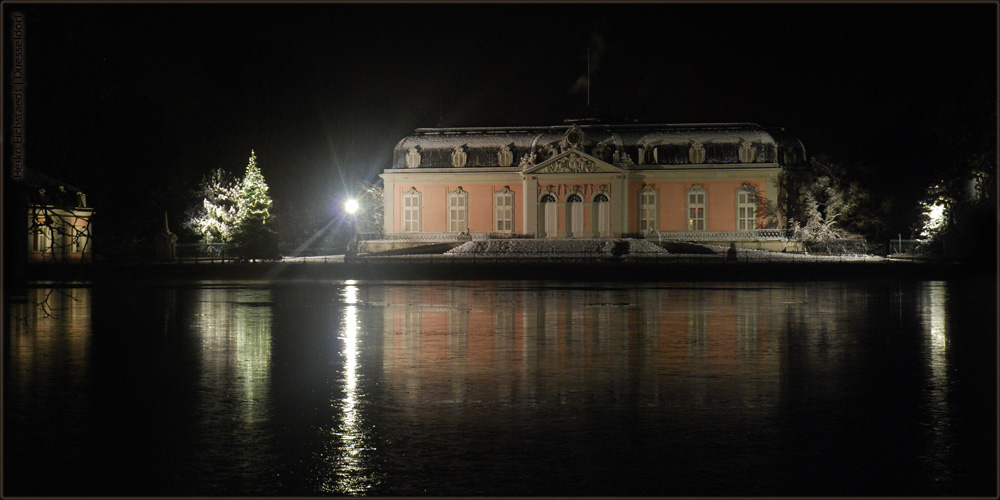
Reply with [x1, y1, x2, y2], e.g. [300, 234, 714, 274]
[531, 151, 620, 174]
[518, 152, 537, 169]
[563, 124, 584, 151]
[614, 150, 634, 167]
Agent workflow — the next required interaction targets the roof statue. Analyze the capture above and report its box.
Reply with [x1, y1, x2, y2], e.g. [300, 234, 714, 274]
[390, 121, 806, 171]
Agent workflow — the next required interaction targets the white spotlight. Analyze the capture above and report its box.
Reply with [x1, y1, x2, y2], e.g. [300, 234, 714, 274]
[344, 199, 359, 214]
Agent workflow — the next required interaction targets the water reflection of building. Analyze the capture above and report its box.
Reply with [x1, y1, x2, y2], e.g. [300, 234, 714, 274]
[8, 287, 92, 389]
[377, 284, 779, 409]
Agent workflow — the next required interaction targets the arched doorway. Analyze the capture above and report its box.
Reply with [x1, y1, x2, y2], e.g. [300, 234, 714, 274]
[539, 194, 557, 238]
[566, 193, 584, 237]
[593, 193, 610, 237]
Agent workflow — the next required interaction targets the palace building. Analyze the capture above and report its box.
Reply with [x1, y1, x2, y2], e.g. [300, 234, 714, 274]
[379, 120, 806, 244]
[23, 168, 94, 262]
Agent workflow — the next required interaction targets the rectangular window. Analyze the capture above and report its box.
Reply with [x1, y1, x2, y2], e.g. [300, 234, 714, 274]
[448, 191, 468, 232]
[688, 191, 706, 231]
[495, 190, 513, 233]
[737, 189, 757, 231]
[71, 228, 81, 253]
[639, 190, 657, 232]
[32, 225, 51, 253]
[402, 191, 421, 232]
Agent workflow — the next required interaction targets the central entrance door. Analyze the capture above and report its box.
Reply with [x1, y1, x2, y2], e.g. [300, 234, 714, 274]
[593, 193, 609, 237]
[540, 194, 557, 237]
[567, 194, 584, 237]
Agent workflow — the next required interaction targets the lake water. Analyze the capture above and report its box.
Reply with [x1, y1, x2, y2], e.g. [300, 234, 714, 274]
[4, 278, 996, 496]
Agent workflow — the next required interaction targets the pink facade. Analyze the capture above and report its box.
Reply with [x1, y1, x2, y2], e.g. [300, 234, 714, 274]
[381, 122, 804, 238]
[392, 183, 524, 234]
[628, 180, 768, 233]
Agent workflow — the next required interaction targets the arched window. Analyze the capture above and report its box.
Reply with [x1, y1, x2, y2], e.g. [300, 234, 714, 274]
[448, 187, 468, 232]
[402, 188, 422, 232]
[638, 185, 658, 232]
[494, 187, 514, 233]
[736, 187, 757, 231]
[687, 186, 707, 231]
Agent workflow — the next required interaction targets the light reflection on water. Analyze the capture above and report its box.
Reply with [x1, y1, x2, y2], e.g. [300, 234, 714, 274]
[4, 280, 994, 497]
[920, 282, 953, 480]
[195, 287, 273, 425]
[188, 286, 276, 491]
[316, 280, 379, 495]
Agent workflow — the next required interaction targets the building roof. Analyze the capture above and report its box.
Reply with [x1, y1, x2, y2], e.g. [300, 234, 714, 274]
[389, 121, 807, 170]
[22, 168, 90, 210]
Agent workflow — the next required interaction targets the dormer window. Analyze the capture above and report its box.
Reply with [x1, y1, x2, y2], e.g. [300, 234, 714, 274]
[638, 144, 659, 165]
[405, 147, 421, 169]
[497, 145, 513, 167]
[738, 139, 757, 163]
[689, 141, 706, 164]
[451, 145, 467, 168]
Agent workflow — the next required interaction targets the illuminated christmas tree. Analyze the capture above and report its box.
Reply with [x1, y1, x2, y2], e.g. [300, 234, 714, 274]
[234, 150, 274, 229]
[186, 167, 239, 244]
[186, 150, 279, 259]
[231, 149, 279, 259]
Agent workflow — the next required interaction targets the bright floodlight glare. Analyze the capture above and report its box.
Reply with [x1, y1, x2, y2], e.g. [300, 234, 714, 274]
[344, 199, 360, 214]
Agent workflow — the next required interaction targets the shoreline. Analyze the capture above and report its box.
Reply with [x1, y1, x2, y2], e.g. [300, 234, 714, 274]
[17, 257, 991, 284]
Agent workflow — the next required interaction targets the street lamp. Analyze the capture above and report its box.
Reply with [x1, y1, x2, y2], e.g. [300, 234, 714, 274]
[344, 198, 359, 258]
[344, 199, 359, 215]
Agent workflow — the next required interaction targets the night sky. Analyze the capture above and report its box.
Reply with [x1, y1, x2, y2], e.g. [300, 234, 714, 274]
[3, 2, 996, 245]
